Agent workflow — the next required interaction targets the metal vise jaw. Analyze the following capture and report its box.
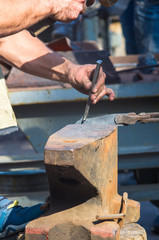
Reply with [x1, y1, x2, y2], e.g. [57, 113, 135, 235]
[26, 124, 140, 240]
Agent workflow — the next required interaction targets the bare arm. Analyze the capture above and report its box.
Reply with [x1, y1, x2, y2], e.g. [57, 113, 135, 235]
[0, 0, 53, 37]
[0, 0, 96, 38]
[0, 31, 115, 103]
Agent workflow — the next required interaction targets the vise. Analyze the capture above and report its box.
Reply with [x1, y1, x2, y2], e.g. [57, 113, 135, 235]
[25, 124, 146, 240]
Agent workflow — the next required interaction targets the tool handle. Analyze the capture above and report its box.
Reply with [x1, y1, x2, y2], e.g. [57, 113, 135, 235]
[90, 60, 102, 93]
[28, 17, 55, 37]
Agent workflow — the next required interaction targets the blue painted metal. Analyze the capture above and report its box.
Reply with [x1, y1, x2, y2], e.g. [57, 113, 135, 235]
[118, 152, 159, 170]
[83, 17, 99, 41]
[0, 169, 45, 175]
[119, 183, 159, 201]
[9, 81, 159, 106]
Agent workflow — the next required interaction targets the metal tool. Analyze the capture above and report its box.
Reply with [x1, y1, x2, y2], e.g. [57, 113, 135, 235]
[115, 112, 159, 125]
[117, 63, 159, 74]
[81, 60, 102, 124]
[77, 112, 159, 126]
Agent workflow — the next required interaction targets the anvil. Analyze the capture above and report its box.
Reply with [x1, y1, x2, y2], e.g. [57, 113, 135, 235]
[26, 124, 146, 240]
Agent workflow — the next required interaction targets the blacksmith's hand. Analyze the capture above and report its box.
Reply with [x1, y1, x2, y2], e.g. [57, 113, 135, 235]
[50, 0, 87, 23]
[67, 63, 115, 104]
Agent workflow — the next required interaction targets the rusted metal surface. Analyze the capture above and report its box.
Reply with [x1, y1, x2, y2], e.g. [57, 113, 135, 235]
[118, 70, 159, 84]
[26, 124, 142, 240]
[110, 54, 159, 84]
[110, 54, 159, 65]
[47, 38, 100, 51]
[47, 37, 78, 51]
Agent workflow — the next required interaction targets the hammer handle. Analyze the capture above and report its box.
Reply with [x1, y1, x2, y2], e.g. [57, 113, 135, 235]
[28, 17, 55, 37]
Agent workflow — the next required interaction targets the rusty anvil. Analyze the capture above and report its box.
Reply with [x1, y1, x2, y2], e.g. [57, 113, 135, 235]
[25, 124, 146, 240]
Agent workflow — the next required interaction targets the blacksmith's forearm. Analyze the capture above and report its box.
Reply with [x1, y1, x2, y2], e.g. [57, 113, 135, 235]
[0, 31, 72, 83]
[0, 0, 52, 37]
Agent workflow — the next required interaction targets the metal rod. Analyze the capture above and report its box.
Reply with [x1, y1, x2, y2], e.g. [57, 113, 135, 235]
[117, 63, 159, 73]
[96, 213, 125, 221]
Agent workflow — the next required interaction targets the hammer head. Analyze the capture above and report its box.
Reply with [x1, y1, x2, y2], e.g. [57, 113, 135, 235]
[86, 0, 118, 7]
[99, 0, 118, 7]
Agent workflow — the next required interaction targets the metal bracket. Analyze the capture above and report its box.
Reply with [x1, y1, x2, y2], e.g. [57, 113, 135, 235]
[96, 192, 128, 228]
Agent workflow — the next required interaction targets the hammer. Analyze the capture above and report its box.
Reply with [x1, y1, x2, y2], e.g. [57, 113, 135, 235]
[27, 0, 118, 37]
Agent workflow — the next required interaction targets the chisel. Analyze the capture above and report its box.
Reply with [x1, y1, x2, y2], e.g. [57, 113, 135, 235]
[81, 60, 102, 124]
